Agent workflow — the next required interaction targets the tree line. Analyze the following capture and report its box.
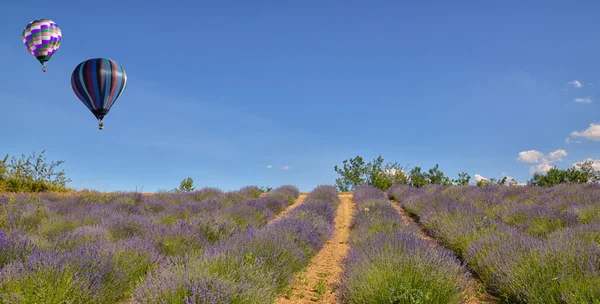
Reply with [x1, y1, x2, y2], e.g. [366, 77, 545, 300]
[333, 155, 600, 192]
[1, 150, 598, 193]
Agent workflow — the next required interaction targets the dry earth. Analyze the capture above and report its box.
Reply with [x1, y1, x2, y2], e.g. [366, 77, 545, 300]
[270, 193, 308, 223]
[389, 200, 499, 304]
[274, 193, 355, 304]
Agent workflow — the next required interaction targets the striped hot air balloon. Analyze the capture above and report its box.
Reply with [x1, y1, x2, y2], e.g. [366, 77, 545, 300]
[71, 58, 128, 130]
[22, 19, 62, 72]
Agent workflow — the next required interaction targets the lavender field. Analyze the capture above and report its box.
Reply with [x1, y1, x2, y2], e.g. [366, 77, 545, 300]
[339, 185, 467, 303]
[1, 182, 600, 303]
[133, 185, 339, 303]
[0, 185, 315, 303]
[388, 184, 600, 304]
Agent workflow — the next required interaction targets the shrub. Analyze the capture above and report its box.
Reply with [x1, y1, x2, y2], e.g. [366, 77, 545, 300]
[334, 155, 408, 191]
[0, 150, 71, 193]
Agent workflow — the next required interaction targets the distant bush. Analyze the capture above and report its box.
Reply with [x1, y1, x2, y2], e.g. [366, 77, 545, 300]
[176, 177, 196, 192]
[334, 155, 408, 192]
[334, 155, 464, 191]
[477, 176, 517, 187]
[453, 172, 471, 186]
[407, 164, 454, 188]
[336, 154, 600, 190]
[528, 160, 600, 187]
[259, 186, 273, 193]
[0, 150, 71, 193]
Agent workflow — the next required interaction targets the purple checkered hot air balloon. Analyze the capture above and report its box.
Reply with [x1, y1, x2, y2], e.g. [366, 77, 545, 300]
[71, 58, 128, 130]
[22, 19, 62, 72]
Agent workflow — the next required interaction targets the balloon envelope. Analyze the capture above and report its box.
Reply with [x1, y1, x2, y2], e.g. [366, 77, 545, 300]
[22, 19, 62, 70]
[70, 58, 127, 123]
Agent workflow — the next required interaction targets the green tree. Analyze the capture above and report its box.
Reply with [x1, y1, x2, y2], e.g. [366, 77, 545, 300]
[425, 164, 452, 185]
[0, 155, 8, 192]
[408, 167, 428, 188]
[406, 164, 453, 187]
[178, 177, 196, 192]
[334, 156, 367, 192]
[476, 176, 498, 187]
[334, 155, 408, 191]
[572, 160, 600, 183]
[259, 186, 273, 193]
[0, 154, 8, 180]
[529, 161, 600, 186]
[453, 172, 471, 185]
[476, 179, 492, 187]
[529, 167, 567, 186]
[367, 155, 409, 190]
[0, 150, 71, 192]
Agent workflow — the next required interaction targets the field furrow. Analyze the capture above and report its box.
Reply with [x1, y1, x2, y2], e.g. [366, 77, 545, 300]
[271, 193, 308, 224]
[338, 185, 471, 304]
[390, 200, 499, 304]
[387, 184, 600, 303]
[275, 192, 355, 303]
[0, 185, 301, 303]
[130, 185, 340, 303]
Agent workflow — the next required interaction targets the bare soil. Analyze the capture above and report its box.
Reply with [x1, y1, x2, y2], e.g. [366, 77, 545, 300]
[274, 193, 355, 303]
[271, 194, 308, 224]
[390, 200, 499, 304]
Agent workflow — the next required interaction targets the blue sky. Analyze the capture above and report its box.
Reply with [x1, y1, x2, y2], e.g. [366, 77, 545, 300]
[1, 1, 599, 192]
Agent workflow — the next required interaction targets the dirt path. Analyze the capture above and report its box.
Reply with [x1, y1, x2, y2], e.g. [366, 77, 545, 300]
[271, 194, 308, 224]
[274, 193, 355, 303]
[389, 200, 499, 304]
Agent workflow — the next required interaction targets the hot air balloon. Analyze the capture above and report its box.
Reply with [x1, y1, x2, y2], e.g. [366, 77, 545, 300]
[22, 19, 62, 72]
[71, 58, 128, 130]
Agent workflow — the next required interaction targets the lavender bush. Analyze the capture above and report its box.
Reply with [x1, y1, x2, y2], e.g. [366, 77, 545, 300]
[339, 185, 466, 304]
[0, 185, 300, 303]
[132, 185, 339, 304]
[388, 183, 600, 303]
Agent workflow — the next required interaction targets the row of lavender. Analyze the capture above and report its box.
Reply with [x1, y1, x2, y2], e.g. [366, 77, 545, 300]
[132, 185, 340, 303]
[0, 185, 300, 303]
[388, 184, 600, 304]
[338, 185, 468, 303]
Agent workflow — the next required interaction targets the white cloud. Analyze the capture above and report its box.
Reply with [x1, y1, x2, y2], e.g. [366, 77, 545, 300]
[565, 137, 583, 144]
[573, 158, 600, 171]
[532, 161, 554, 174]
[280, 166, 292, 171]
[474, 174, 488, 182]
[568, 80, 583, 88]
[501, 173, 522, 185]
[574, 97, 592, 103]
[385, 168, 399, 175]
[266, 165, 272, 169]
[570, 123, 600, 141]
[517, 150, 544, 163]
[385, 168, 408, 180]
[547, 149, 568, 162]
[517, 149, 567, 175]
[501, 172, 515, 181]
[385, 168, 407, 176]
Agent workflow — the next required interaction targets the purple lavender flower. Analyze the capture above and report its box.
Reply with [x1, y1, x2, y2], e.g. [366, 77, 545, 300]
[340, 185, 466, 303]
